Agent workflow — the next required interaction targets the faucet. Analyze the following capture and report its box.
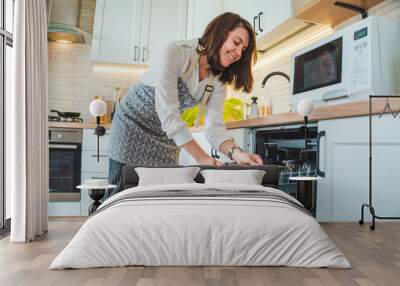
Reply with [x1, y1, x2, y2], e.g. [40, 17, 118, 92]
[261, 71, 290, 88]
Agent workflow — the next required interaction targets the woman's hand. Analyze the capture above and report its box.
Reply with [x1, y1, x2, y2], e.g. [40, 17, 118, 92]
[232, 150, 263, 166]
[197, 155, 222, 166]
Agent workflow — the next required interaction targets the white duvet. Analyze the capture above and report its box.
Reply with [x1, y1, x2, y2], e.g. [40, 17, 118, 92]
[50, 183, 351, 269]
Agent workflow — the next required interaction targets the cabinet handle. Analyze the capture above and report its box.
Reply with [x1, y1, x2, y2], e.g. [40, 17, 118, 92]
[134, 46, 138, 61]
[142, 47, 146, 62]
[253, 16, 258, 35]
[258, 12, 263, 32]
[91, 154, 108, 158]
[316, 130, 326, 177]
[91, 176, 108, 179]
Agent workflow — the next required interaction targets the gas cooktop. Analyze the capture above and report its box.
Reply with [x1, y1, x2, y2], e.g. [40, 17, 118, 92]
[48, 115, 83, 122]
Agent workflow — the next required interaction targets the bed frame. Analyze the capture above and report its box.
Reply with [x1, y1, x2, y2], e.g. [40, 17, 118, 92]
[122, 165, 283, 190]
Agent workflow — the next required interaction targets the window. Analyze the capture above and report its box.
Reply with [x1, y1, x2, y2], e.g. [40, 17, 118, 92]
[0, 0, 14, 234]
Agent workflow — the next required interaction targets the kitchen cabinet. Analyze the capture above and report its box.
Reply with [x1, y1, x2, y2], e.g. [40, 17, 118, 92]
[91, 0, 141, 64]
[141, 0, 188, 65]
[91, 0, 187, 65]
[179, 128, 251, 165]
[223, 0, 311, 51]
[221, 0, 264, 39]
[186, 0, 223, 39]
[222, 0, 295, 40]
[317, 115, 400, 222]
[82, 128, 110, 151]
[244, 0, 265, 40]
[80, 129, 110, 216]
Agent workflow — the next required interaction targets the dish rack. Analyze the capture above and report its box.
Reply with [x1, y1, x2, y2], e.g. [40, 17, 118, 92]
[279, 168, 317, 197]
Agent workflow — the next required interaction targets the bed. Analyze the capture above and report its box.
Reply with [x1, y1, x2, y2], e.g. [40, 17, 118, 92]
[50, 165, 350, 269]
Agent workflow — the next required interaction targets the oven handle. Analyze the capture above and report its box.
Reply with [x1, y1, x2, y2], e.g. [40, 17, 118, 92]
[49, 144, 78, 149]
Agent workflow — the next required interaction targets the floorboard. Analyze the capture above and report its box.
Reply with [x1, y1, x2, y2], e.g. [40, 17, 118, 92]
[1, 221, 399, 286]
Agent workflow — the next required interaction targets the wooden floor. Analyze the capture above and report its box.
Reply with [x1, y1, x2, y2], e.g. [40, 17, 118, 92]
[1, 220, 399, 286]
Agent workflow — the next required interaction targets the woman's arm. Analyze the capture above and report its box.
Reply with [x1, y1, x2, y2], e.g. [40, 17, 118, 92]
[219, 139, 263, 166]
[154, 42, 194, 146]
[182, 140, 222, 166]
[202, 85, 263, 166]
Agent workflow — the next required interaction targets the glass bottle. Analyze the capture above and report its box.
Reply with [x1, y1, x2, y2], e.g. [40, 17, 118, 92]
[250, 96, 259, 118]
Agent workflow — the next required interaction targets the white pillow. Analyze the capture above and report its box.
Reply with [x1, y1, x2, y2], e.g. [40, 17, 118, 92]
[200, 169, 266, 185]
[135, 167, 200, 186]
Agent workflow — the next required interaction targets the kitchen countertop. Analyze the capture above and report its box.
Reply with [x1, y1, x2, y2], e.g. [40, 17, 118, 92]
[48, 99, 400, 131]
[48, 122, 112, 129]
[225, 99, 400, 129]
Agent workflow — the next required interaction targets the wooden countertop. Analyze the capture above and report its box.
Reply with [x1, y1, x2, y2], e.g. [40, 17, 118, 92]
[48, 99, 400, 131]
[48, 122, 112, 129]
[225, 99, 400, 129]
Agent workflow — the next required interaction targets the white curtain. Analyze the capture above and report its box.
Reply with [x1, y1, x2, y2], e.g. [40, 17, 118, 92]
[9, 0, 49, 242]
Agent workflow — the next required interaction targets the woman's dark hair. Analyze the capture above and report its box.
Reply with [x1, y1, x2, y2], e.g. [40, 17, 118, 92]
[198, 12, 257, 93]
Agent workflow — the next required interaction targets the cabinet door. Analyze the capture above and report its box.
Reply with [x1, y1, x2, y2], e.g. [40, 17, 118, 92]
[263, 0, 292, 35]
[91, 0, 142, 64]
[81, 151, 109, 173]
[82, 128, 110, 152]
[243, 0, 264, 40]
[317, 115, 400, 222]
[141, 0, 188, 65]
[186, 0, 223, 39]
[222, 0, 246, 15]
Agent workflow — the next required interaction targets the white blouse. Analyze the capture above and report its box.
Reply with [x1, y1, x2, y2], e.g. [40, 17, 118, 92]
[140, 38, 232, 149]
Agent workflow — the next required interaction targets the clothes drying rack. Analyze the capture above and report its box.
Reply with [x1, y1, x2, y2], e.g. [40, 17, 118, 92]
[359, 95, 400, 230]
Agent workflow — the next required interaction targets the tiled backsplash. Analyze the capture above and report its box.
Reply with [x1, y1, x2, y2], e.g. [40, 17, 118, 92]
[48, 43, 138, 121]
[48, 0, 138, 121]
[48, 0, 400, 119]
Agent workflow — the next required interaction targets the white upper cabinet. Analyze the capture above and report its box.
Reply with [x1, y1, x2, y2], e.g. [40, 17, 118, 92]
[222, 0, 266, 40]
[264, 0, 293, 35]
[91, 0, 188, 65]
[244, 0, 265, 40]
[186, 0, 223, 39]
[257, 0, 311, 51]
[222, 0, 246, 15]
[91, 0, 141, 64]
[141, 0, 188, 65]
[222, 0, 311, 50]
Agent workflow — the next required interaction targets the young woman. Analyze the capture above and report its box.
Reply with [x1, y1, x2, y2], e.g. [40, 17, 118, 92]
[107, 12, 263, 196]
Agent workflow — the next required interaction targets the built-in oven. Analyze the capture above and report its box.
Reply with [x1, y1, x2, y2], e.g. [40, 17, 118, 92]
[48, 128, 82, 202]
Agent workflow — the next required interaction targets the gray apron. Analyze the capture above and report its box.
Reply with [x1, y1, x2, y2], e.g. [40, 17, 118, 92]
[108, 51, 214, 166]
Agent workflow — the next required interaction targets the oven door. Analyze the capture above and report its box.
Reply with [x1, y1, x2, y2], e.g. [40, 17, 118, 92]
[49, 143, 81, 202]
[293, 37, 343, 95]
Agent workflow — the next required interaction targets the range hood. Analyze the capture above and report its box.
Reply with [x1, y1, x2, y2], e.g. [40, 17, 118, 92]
[47, 0, 91, 44]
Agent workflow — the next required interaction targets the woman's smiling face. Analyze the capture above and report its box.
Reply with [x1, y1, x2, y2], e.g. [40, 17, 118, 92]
[219, 26, 249, 68]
